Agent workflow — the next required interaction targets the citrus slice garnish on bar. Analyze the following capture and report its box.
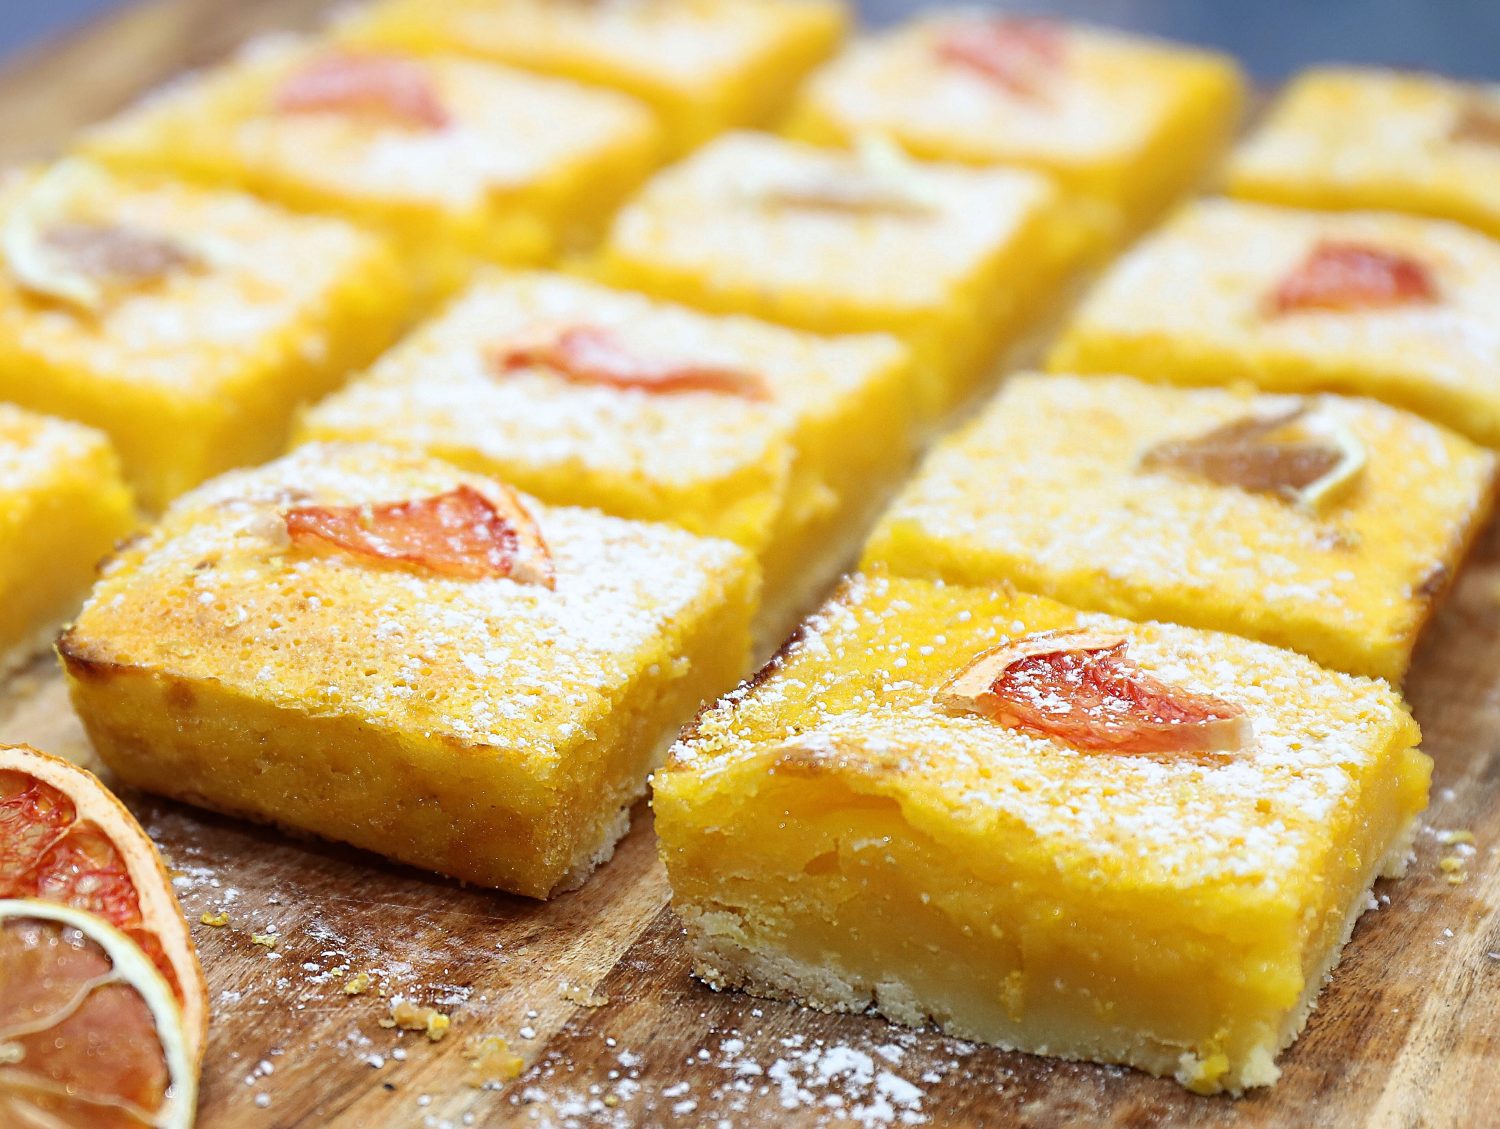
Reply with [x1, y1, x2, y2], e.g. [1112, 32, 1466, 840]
[275, 51, 451, 130]
[1, 161, 199, 313]
[1268, 241, 1439, 315]
[937, 631, 1251, 760]
[933, 16, 1067, 98]
[0, 899, 198, 1129]
[1450, 97, 1500, 147]
[493, 324, 770, 401]
[1141, 404, 1366, 513]
[0, 745, 206, 1065]
[285, 484, 556, 588]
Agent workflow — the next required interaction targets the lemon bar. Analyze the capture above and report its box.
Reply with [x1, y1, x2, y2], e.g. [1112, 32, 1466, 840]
[1227, 67, 1500, 241]
[80, 36, 662, 304]
[1048, 197, 1500, 449]
[0, 161, 407, 512]
[297, 270, 913, 636]
[786, 12, 1244, 242]
[655, 571, 1430, 1094]
[0, 407, 134, 673]
[595, 130, 1078, 418]
[864, 373, 1494, 682]
[339, 0, 848, 153]
[60, 443, 756, 897]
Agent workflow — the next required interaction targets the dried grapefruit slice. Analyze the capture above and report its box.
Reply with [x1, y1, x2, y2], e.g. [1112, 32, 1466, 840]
[0, 746, 205, 1065]
[933, 17, 1067, 98]
[0, 899, 197, 1129]
[285, 484, 556, 588]
[1269, 241, 1439, 315]
[1451, 98, 1500, 147]
[493, 324, 771, 401]
[937, 631, 1251, 759]
[1141, 404, 1366, 512]
[275, 51, 450, 130]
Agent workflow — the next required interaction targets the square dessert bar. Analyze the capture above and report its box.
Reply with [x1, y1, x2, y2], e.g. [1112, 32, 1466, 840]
[864, 373, 1494, 683]
[786, 11, 1245, 242]
[339, 0, 848, 153]
[655, 572, 1430, 1094]
[1048, 197, 1500, 449]
[80, 35, 662, 304]
[0, 406, 135, 673]
[0, 161, 408, 512]
[297, 270, 915, 636]
[1227, 67, 1500, 241]
[595, 130, 1079, 418]
[60, 443, 757, 897]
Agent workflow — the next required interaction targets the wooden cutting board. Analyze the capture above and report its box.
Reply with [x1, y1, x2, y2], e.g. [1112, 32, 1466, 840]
[2, 2, 1498, 1126]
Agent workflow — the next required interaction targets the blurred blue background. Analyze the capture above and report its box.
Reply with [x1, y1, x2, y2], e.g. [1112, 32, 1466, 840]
[3, 1, 1499, 82]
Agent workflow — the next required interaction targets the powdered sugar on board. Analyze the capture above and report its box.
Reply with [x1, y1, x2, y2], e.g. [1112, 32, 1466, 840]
[511, 1019, 982, 1127]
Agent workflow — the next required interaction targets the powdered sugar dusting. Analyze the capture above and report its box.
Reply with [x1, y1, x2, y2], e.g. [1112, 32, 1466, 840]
[665, 571, 1421, 890]
[71, 442, 748, 760]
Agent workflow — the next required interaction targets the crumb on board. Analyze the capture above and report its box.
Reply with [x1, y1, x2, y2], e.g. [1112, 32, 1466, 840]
[343, 971, 373, 996]
[1436, 828, 1476, 846]
[251, 933, 278, 949]
[1439, 855, 1469, 884]
[382, 1000, 451, 1042]
[559, 981, 610, 1008]
[200, 911, 229, 927]
[1433, 828, 1476, 884]
[465, 1035, 525, 1089]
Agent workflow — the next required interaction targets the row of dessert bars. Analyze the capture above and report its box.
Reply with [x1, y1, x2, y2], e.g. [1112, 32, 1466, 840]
[658, 32, 1500, 1101]
[0, 0, 1495, 1100]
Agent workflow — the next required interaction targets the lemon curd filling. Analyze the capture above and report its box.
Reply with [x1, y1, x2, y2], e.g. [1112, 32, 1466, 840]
[655, 573, 1429, 1094]
[61, 443, 757, 898]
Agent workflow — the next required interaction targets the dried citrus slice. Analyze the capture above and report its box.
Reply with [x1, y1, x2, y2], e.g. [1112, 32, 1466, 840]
[0, 898, 197, 1129]
[933, 17, 1066, 98]
[0, 746, 205, 1065]
[1, 161, 198, 313]
[937, 631, 1251, 759]
[1451, 98, 1500, 147]
[1269, 241, 1439, 315]
[1141, 404, 1367, 512]
[764, 131, 945, 219]
[285, 484, 556, 588]
[493, 324, 770, 401]
[275, 51, 450, 130]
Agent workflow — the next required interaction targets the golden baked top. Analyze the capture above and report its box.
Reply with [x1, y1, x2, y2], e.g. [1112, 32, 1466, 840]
[0, 404, 121, 499]
[604, 130, 1063, 312]
[866, 373, 1494, 650]
[665, 571, 1422, 912]
[0, 160, 397, 389]
[1228, 67, 1500, 228]
[797, 13, 1242, 168]
[66, 443, 753, 768]
[83, 35, 660, 210]
[1055, 197, 1500, 374]
[302, 270, 909, 487]
[341, 0, 848, 97]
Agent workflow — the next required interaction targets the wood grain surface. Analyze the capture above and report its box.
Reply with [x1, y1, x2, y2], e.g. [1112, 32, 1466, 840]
[1, 2, 1497, 1127]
